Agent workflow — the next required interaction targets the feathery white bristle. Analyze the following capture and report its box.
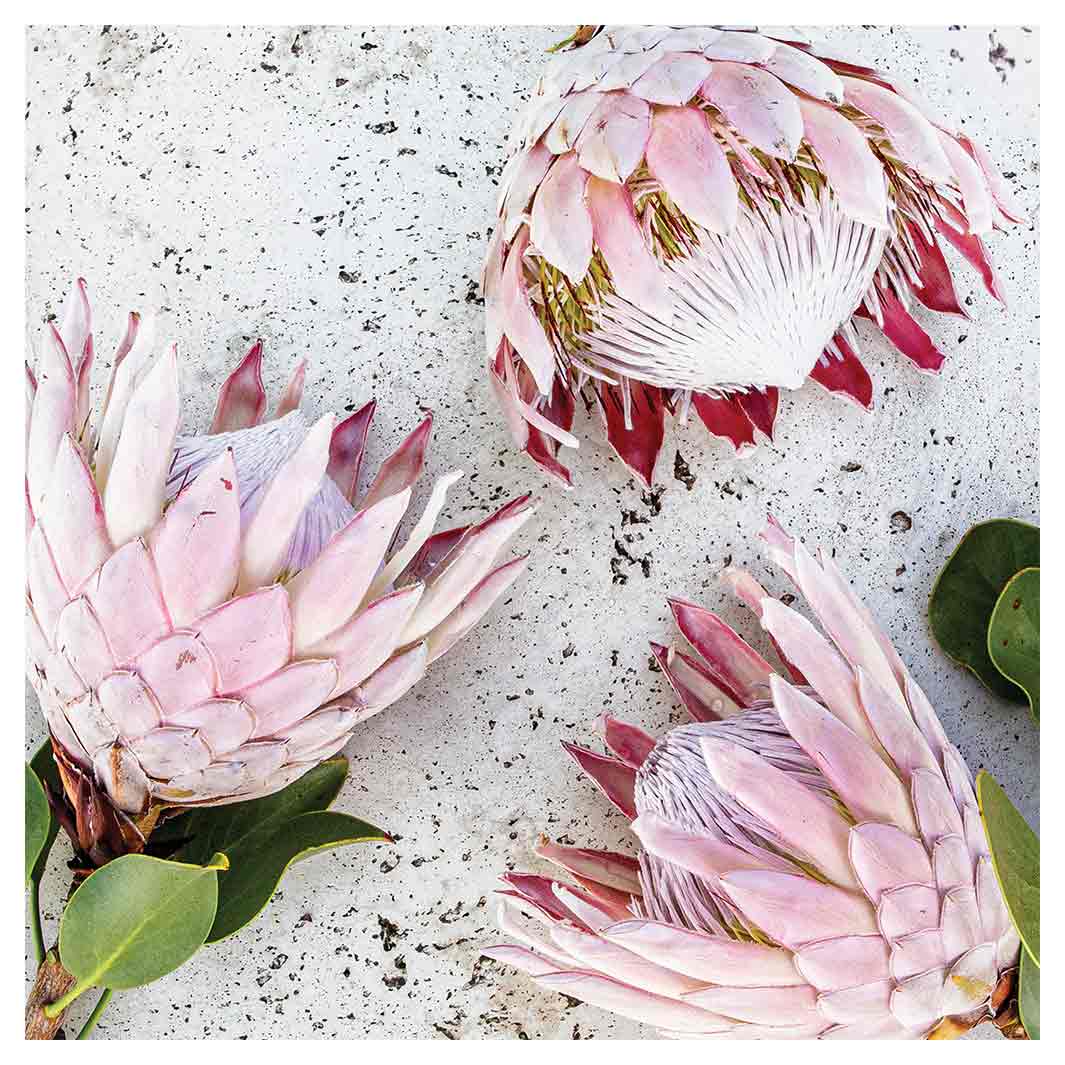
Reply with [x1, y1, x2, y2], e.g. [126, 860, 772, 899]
[580, 188, 887, 394]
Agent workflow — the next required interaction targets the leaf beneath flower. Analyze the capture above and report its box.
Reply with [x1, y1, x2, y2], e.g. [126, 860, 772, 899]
[988, 567, 1040, 723]
[27, 741, 60, 886]
[60, 852, 227, 990]
[25, 764, 51, 885]
[1020, 946, 1040, 1039]
[976, 771, 1039, 964]
[162, 757, 350, 854]
[168, 758, 390, 942]
[203, 810, 390, 942]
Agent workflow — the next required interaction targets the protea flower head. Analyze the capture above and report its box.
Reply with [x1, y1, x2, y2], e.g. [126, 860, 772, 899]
[485, 519, 1020, 1038]
[26, 280, 535, 863]
[484, 26, 1022, 487]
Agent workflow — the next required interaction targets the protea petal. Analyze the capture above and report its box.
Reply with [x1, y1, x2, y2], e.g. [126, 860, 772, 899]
[772, 676, 918, 835]
[400, 494, 537, 643]
[237, 413, 334, 593]
[533, 971, 729, 1035]
[604, 920, 803, 987]
[210, 341, 267, 433]
[27, 325, 77, 517]
[104, 344, 180, 548]
[530, 152, 593, 285]
[699, 62, 802, 159]
[95, 312, 156, 494]
[327, 400, 376, 504]
[275, 359, 307, 418]
[586, 176, 672, 317]
[287, 489, 411, 652]
[797, 97, 888, 231]
[42, 435, 111, 594]
[500, 229, 558, 396]
[700, 737, 858, 890]
[842, 77, 952, 183]
[645, 105, 737, 234]
[149, 449, 241, 628]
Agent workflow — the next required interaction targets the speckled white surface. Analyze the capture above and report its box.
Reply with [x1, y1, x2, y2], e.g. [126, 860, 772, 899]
[25, 25, 1039, 1040]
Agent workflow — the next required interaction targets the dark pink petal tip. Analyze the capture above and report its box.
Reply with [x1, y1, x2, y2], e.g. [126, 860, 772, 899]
[211, 340, 267, 434]
[561, 741, 637, 819]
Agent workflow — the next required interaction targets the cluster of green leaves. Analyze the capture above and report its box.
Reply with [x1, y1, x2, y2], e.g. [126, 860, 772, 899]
[931, 518, 1040, 1037]
[977, 772, 1040, 1039]
[25, 749, 388, 1032]
[929, 519, 1039, 722]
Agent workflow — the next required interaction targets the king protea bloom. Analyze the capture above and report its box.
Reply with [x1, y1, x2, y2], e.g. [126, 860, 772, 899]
[484, 26, 1022, 486]
[485, 519, 1020, 1039]
[26, 280, 534, 862]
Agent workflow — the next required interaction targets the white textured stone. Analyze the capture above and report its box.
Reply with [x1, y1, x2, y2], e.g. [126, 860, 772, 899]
[26, 25, 1038, 1040]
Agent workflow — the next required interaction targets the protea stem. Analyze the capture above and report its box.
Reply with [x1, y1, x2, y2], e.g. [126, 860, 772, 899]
[24, 949, 75, 1040]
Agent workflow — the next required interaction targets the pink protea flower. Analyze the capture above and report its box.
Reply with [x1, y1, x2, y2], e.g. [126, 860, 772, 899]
[485, 519, 1020, 1039]
[26, 280, 534, 862]
[484, 26, 1022, 487]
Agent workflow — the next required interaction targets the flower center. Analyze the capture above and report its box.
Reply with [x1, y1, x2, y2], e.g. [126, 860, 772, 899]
[168, 411, 355, 576]
[633, 711, 834, 939]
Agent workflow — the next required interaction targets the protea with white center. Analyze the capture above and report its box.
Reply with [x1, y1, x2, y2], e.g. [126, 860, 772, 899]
[484, 26, 1022, 487]
[485, 519, 1021, 1039]
[26, 280, 535, 864]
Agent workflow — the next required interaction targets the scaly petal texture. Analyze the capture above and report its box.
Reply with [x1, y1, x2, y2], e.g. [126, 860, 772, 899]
[486, 519, 1018, 1039]
[484, 25, 1018, 486]
[27, 283, 534, 860]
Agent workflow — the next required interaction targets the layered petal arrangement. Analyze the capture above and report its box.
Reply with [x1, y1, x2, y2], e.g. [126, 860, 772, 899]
[486, 519, 1020, 1038]
[484, 26, 1022, 486]
[26, 280, 534, 862]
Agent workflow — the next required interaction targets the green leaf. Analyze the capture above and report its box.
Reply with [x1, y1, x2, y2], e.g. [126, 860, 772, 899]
[929, 518, 1039, 702]
[25, 764, 51, 885]
[28, 741, 61, 886]
[59, 851, 228, 991]
[204, 810, 389, 943]
[976, 771, 1039, 964]
[167, 759, 389, 942]
[988, 567, 1040, 723]
[1020, 946, 1040, 1040]
[159, 757, 349, 852]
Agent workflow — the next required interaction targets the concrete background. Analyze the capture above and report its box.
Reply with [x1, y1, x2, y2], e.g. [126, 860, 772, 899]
[25, 25, 1038, 1039]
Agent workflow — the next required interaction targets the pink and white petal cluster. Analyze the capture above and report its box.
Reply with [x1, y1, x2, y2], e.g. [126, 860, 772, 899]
[486, 519, 1018, 1038]
[26, 281, 534, 821]
[485, 26, 1021, 487]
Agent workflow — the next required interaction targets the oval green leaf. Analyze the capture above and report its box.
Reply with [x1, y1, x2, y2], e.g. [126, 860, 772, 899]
[205, 810, 390, 943]
[29, 741, 62, 886]
[26, 763, 52, 885]
[929, 518, 1039, 701]
[988, 567, 1039, 723]
[158, 757, 350, 854]
[976, 771, 1039, 964]
[1019, 946, 1040, 1040]
[59, 852, 228, 991]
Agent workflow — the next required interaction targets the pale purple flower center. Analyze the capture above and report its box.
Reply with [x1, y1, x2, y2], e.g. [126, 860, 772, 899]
[633, 711, 836, 937]
[167, 411, 355, 575]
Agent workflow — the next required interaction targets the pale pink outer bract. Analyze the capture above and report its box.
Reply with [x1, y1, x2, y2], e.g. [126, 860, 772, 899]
[485, 519, 1020, 1038]
[26, 281, 534, 834]
[484, 26, 1023, 487]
